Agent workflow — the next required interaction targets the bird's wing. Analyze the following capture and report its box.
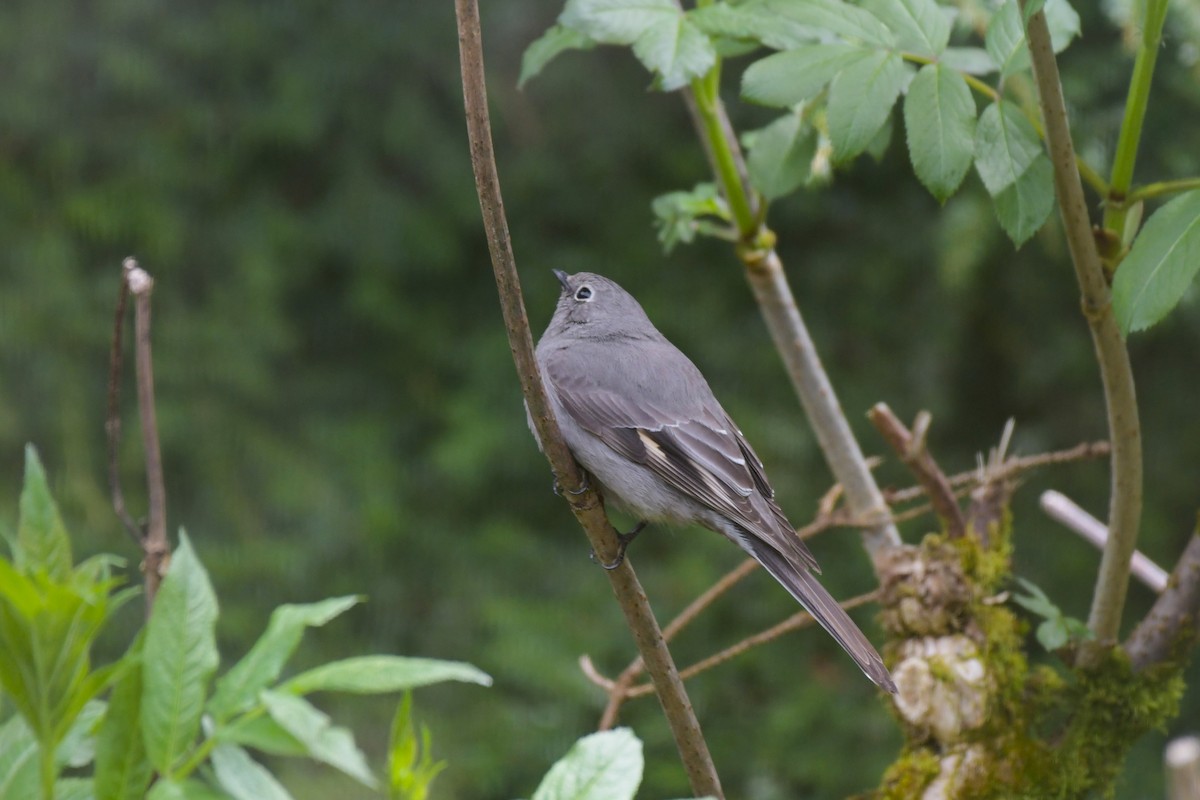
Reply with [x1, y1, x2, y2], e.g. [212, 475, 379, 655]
[543, 343, 818, 573]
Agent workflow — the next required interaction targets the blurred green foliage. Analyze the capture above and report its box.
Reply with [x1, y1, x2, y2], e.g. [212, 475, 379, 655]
[1, 0, 1198, 797]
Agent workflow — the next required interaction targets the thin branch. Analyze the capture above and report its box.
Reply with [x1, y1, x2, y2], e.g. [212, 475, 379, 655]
[868, 404, 965, 539]
[122, 259, 172, 609]
[453, 3, 722, 794]
[106, 273, 140, 546]
[1040, 491, 1167, 593]
[1125, 526, 1200, 672]
[682, 69, 901, 565]
[1021, 0, 1144, 663]
[1125, 176, 1200, 205]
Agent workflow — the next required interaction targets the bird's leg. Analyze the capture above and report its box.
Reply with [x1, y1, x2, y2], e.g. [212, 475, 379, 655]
[593, 521, 648, 570]
[552, 472, 591, 497]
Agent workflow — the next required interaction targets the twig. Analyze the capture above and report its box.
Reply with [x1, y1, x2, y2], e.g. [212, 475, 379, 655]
[1125, 526, 1200, 672]
[1022, 1, 1144, 664]
[1040, 491, 1167, 593]
[126, 260, 170, 609]
[106, 274, 140, 545]
[1165, 736, 1200, 800]
[868, 404, 965, 539]
[453, 3, 722, 795]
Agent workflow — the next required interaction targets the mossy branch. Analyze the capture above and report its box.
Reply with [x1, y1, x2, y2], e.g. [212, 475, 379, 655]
[453, 2, 723, 795]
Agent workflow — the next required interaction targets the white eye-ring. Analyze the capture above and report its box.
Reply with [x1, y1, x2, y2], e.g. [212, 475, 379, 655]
[574, 285, 594, 302]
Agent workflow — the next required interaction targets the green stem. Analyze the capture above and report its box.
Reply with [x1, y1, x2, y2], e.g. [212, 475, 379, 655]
[1103, 0, 1169, 234]
[40, 741, 56, 800]
[690, 63, 757, 237]
[1126, 176, 1200, 205]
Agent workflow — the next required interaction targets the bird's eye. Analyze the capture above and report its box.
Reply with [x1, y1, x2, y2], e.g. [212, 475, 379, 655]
[574, 285, 594, 302]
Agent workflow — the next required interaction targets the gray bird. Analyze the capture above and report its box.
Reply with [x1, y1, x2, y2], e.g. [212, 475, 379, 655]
[534, 269, 895, 693]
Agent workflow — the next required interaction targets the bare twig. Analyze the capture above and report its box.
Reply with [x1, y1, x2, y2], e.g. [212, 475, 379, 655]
[126, 260, 170, 608]
[868, 404, 966, 538]
[1165, 736, 1200, 800]
[1040, 491, 1168, 593]
[1125, 527, 1200, 671]
[453, 3, 722, 794]
[1022, 1, 1144, 664]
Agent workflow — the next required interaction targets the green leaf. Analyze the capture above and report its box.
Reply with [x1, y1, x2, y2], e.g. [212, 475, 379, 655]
[992, 156, 1054, 245]
[0, 715, 39, 800]
[58, 698, 106, 768]
[973, 101, 1043, 195]
[260, 690, 377, 788]
[688, 1, 815, 51]
[650, 183, 731, 253]
[531, 728, 643, 800]
[211, 744, 293, 800]
[519, 25, 597, 88]
[761, 0, 895, 48]
[216, 715, 308, 758]
[985, 0, 1030, 79]
[16, 445, 73, 580]
[1113, 190, 1200, 333]
[746, 111, 817, 200]
[560, 0, 716, 90]
[1036, 618, 1069, 651]
[742, 44, 871, 108]
[95, 640, 153, 800]
[939, 47, 996, 75]
[208, 595, 361, 721]
[827, 50, 910, 162]
[388, 693, 446, 800]
[1011, 576, 1058, 618]
[904, 64, 976, 202]
[55, 777, 94, 800]
[1045, 0, 1081, 53]
[146, 778, 228, 800]
[865, 112, 893, 161]
[142, 531, 220, 775]
[861, 0, 949, 56]
[282, 655, 492, 696]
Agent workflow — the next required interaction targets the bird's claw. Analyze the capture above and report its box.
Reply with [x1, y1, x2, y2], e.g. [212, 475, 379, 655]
[553, 474, 590, 497]
[591, 521, 647, 570]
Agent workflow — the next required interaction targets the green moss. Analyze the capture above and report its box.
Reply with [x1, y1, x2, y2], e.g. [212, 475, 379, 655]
[878, 515, 1188, 798]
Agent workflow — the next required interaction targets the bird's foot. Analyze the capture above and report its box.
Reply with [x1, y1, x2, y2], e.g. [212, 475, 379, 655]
[592, 521, 647, 570]
[552, 473, 590, 497]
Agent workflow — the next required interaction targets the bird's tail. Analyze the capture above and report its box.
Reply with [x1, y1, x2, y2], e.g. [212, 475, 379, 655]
[743, 534, 896, 693]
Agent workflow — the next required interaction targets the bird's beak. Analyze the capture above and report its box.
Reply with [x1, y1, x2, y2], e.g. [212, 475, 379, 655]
[552, 269, 571, 292]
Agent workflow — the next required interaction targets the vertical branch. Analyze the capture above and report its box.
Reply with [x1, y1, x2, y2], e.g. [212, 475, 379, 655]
[684, 74, 901, 563]
[453, 2, 723, 795]
[867, 404, 965, 539]
[1021, 3, 1144, 660]
[106, 275, 140, 544]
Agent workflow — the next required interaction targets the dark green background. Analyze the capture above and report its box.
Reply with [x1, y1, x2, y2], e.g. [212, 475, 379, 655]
[1, 0, 1198, 796]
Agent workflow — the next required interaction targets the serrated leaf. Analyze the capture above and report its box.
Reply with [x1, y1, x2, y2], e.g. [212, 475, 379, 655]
[651, 183, 730, 252]
[532, 728, 643, 800]
[746, 111, 817, 199]
[993, 156, 1054, 245]
[95, 640, 152, 800]
[688, 1, 816, 50]
[762, 0, 895, 48]
[16, 445, 73, 580]
[209, 595, 361, 721]
[1113, 190, 1200, 333]
[282, 655, 492, 696]
[519, 25, 597, 88]
[1045, 0, 1080, 52]
[742, 44, 871, 107]
[973, 101, 1043, 195]
[560, 0, 716, 90]
[260, 691, 376, 788]
[142, 531, 220, 775]
[827, 50, 909, 162]
[211, 744, 293, 800]
[0, 715, 39, 800]
[985, 0, 1030, 79]
[904, 64, 976, 201]
[861, 0, 949, 56]
[939, 47, 996, 75]
[865, 112, 894, 160]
